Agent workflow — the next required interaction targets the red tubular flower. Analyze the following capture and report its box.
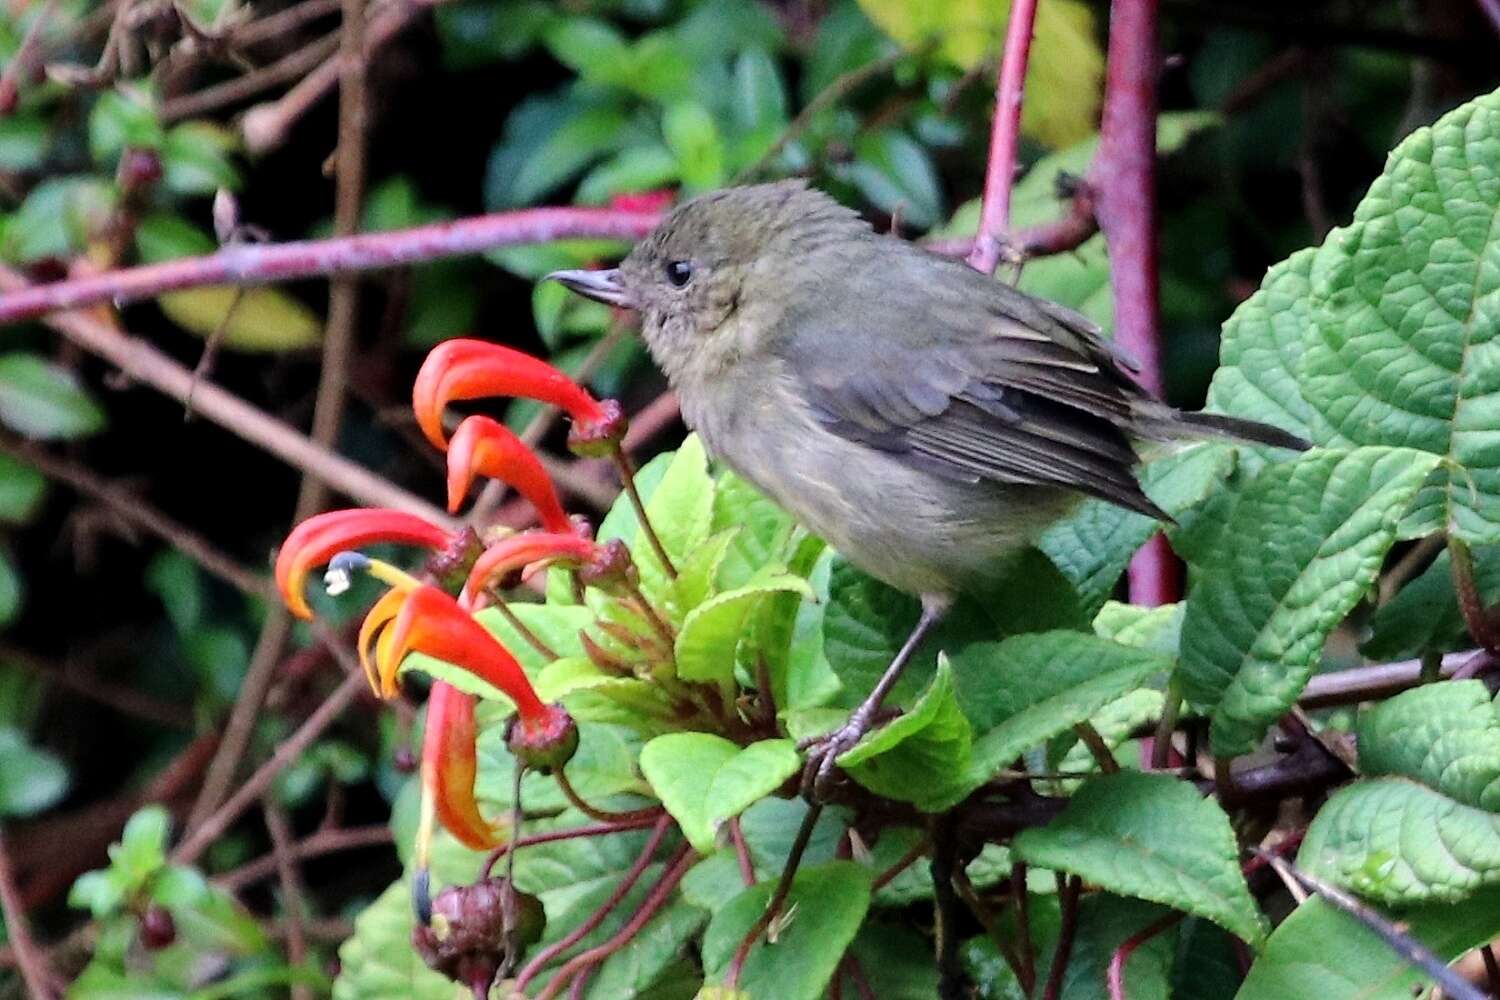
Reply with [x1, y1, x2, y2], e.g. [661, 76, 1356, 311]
[446, 415, 571, 532]
[460, 532, 600, 608]
[422, 680, 504, 850]
[412, 339, 625, 456]
[274, 509, 451, 620]
[385, 585, 549, 723]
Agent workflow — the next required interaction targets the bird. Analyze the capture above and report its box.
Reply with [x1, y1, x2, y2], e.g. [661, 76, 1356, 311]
[547, 179, 1307, 799]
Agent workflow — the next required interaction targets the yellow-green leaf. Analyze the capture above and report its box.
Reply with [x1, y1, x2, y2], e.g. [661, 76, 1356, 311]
[156, 286, 321, 352]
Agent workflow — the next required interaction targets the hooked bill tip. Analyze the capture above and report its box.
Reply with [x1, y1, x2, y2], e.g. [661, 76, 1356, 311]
[544, 268, 635, 309]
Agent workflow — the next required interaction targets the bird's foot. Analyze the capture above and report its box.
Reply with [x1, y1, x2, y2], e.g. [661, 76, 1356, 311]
[797, 710, 882, 802]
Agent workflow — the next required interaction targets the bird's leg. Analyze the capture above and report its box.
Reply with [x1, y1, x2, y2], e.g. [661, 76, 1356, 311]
[800, 593, 952, 801]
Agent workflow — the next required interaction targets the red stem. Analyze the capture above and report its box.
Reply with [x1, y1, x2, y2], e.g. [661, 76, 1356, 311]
[535, 845, 697, 1000]
[0, 207, 661, 326]
[730, 818, 756, 886]
[481, 815, 663, 878]
[513, 815, 673, 992]
[967, 0, 1040, 275]
[1106, 913, 1182, 1000]
[1092, 0, 1176, 607]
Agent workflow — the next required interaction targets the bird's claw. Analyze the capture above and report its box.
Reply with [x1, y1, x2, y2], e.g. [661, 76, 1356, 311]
[798, 720, 872, 802]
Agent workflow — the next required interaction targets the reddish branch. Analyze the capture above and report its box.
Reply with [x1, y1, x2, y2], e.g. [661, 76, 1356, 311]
[0, 208, 661, 326]
[967, 0, 1040, 275]
[0, 829, 59, 999]
[1106, 913, 1181, 1000]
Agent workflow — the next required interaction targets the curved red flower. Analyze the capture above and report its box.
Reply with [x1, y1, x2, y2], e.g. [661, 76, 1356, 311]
[412, 339, 623, 454]
[421, 681, 505, 850]
[445, 415, 572, 532]
[274, 509, 451, 620]
[460, 532, 600, 608]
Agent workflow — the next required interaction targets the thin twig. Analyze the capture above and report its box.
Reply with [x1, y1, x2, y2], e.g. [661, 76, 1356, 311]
[1450, 537, 1500, 654]
[1263, 855, 1486, 1000]
[966, 0, 1039, 275]
[0, 641, 194, 729]
[931, 815, 967, 1000]
[231, 0, 342, 47]
[1041, 875, 1082, 1000]
[160, 32, 339, 122]
[214, 823, 393, 890]
[481, 815, 665, 878]
[1149, 681, 1182, 770]
[0, 209, 660, 326]
[729, 818, 756, 886]
[262, 801, 314, 1000]
[0, 828, 59, 1000]
[1073, 721, 1122, 773]
[1107, 913, 1182, 1000]
[611, 445, 677, 578]
[0, 433, 275, 598]
[173, 667, 366, 864]
[0, 264, 454, 524]
[488, 593, 560, 661]
[1013, 861, 1036, 995]
[553, 768, 661, 825]
[734, 46, 910, 184]
[514, 814, 673, 992]
[186, 286, 248, 417]
[727, 803, 823, 988]
[534, 845, 697, 1000]
[0, 0, 59, 114]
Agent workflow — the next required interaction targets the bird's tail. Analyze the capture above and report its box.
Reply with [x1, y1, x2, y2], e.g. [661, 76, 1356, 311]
[1132, 403, 1312, 452]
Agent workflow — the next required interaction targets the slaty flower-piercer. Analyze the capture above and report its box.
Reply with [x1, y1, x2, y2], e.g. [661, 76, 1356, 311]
[547, 180, 1307, 798]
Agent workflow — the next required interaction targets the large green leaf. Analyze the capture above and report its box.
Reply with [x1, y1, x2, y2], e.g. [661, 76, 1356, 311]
[1235, 888, 1500, 1000]
[638, 734, 800, 854]
[962, 632, 1171, 788]
[700, 861, 872, 1000]
[837, 658, 974, 810]
[0, 453, 44, 524]
[1013, 772, 1266, 946]
[1362, 545, 1500, 659]
[632, 435, 716, 613]
[1299, 778, 1500, 905]
[1357, 680, 1500, 809]
[1298, 88, 1500, 543]
[1179, 447, 1440, 756]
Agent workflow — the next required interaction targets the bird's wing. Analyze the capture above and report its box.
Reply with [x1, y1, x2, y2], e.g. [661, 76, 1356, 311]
[776, 247, 1168, 519]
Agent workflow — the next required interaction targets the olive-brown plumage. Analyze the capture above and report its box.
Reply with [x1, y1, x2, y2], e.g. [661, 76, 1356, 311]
[548, 180, 1305, 796]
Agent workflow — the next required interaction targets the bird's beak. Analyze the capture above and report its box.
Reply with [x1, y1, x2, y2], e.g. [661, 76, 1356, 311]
[544, 268, 635, 309]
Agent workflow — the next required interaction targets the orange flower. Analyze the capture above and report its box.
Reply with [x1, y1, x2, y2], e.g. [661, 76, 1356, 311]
[412, 339, 625, 456]
[445, 415, 572, 533]
[460, 532, 601, 608]
[421, 681, 505, 850]
[274, 509, 450, 620]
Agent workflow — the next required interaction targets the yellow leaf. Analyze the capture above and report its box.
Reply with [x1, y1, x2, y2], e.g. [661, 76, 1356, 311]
[856, 0, 1103, 147]
[156, 286, 322, 352]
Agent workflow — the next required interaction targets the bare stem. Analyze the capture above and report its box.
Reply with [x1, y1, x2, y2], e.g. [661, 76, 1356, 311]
[727, 803, 823, 988]
[611, 445, 677, 578]
[1149, 681, 1182, 770]
[1041, 875, 1082, 1000]
[730, 818, 756, 886]
[489, 592, 560, 662]
[1073, 721, 1122, 773]
[214, 824, 393, 890]
[1449, 536, 1500, 654]
[514, 814, 673, 992]
[0, 828, 59, 1000]
[966, 0, 1040, 275]
[553, 768, 661, 824]
[481, 815, 664, 878]
[1107, 913, 1182, 1000]
[1013, 861, 1036, 995]
[262, 801, 314, 1000]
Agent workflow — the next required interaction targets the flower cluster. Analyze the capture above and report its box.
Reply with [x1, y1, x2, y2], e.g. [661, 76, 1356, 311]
[273, 339, 634, 854]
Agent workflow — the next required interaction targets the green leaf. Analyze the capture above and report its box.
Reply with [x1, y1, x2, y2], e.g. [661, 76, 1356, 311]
[1299, 777, 1500, 905]
[0, 115, 48, 172]
[1040, 443, 1238, 615]
[846, 128, 942, 229]
[1362, 545, 1500, 659]
[0, 726, 68, 817]
[1235, 888, 1500, 1000]
[700, 862, 872, 1000]
[664, 100, 726, 193]
[1205, 248, 1331, 456]
[136, 215, 322, 351]
[1041, 688, 1164, 794]
[963, 632, 1171, 789]
[1014, 773, 1266, 945]
[1, 176, 114, 263]
[710, 471, 797, 591]
[639, 734, 800, 854]
[0, 552, 19, 627]
[332, 880, 453, 1000]
[730, 48, 787, 135]
[161, 121, 240, 195]
[588, 898, 706, 997]
[673, 529, 737, 612]
[856, 0, 1103, 147]
[634, 435, 716, 611]
[544, 17, 633, 81]
[1179, 447, 1440, 756]
[1297, 89, 1500, 543]
[675, 576, 814, 690]
[145, 551, 204, 635]
[484, 91, 634, 209]
[88, 88, 164, 162]
[837, 658, 974, 811]
[0, 353, 105, 440]
[576, 143, 680, 204]
[1357, 680, 1500, 808]
[1093, 601, 1183, 656]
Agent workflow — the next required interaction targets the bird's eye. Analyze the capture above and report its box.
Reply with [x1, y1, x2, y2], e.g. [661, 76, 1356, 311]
[665, 260, 693, 288]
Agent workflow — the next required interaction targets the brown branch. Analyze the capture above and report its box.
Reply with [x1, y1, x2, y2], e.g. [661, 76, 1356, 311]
[230, 0, 342, 47]
[0, 264, 454, 524]
[967, 0, 1039, 275]
[0, 828, 59, 999]
[0, 0, 59, 115]
[1298, 649, 1477, 708]
[172, 667, 365, 864]
[238, 0, 444, 154]
[727, 803, 822, 988]
[0, 642, 193, 730]
[262, 801, 314, 1000]
[160, 32, 339, 122]
[214, 822, 392, 890]
[0, 434, 275, 599]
